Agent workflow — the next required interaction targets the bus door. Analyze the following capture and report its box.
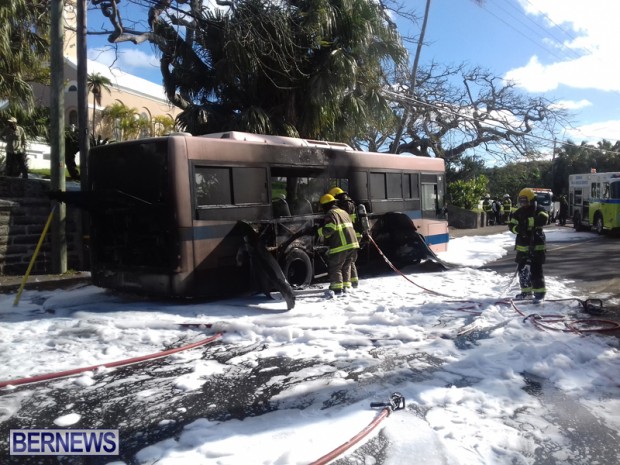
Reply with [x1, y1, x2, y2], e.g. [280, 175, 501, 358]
[267, 171, 326, 285]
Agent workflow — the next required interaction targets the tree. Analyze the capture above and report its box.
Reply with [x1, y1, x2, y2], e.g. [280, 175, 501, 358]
[483, 161, 550, 199]
[0, 0, 50, 111]
[552, 140, 620, 194]
[92, 0, 405, 142]
[379, 64, 569, 163]
[87, 73, 113, 136]
[152, 115, 175, 137]
[363, 0, 567, 165]
[100, 101, 139, 141]
[447, 175, 488, 210]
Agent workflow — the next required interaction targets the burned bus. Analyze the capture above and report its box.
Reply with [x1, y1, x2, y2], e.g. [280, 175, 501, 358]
[78, 131, 448, 298]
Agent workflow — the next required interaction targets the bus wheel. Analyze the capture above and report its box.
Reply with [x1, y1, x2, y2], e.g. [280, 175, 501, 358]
[573, 212, 582, 231]
[283, 248, 313, 287]
[594, 213, 604, 235]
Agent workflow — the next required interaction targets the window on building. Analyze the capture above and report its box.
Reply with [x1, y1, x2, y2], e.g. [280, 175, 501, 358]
[68, 110, 78, 127]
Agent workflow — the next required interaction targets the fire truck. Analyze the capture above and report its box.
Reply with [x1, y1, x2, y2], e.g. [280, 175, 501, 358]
[568, 171, 620, 234]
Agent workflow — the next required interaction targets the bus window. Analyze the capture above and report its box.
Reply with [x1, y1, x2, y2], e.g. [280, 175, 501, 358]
[195, 166, 268, 206]
[272, 174, 324, 215]
[387, 173, 402, 199]
[574, 189, 582, 205]
[403, 173, 412, 199]
[328, 178, 350, 194]
[370, 172, 387, 199]
[421, 183, 436, 212]
[410, 173, 420, 199]
[591, 182, 600, 199]
[195, 167, 232, 206]
[611, 181, 620, 200]
[233, 167, 269, 204]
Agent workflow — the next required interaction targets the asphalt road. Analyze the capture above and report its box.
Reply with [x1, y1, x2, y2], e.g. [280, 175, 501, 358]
[478, 225, 620, 301]
[1, 224, 618, 464]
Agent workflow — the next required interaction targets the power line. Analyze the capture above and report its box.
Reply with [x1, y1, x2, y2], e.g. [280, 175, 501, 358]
[521, 0, 581, 44]
[496, 0, 583, 60]
[475, 1, 579, 63]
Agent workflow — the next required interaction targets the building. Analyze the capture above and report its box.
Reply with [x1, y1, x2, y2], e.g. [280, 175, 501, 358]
[23, 1, 180, 170]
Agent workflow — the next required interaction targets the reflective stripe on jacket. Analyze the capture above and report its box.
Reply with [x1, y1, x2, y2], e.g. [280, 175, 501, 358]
[509, 206, 548, 257]
[318, 206, 359, 254]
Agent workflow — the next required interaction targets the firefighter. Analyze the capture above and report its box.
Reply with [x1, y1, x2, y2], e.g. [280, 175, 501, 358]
[558, 194, 569, 226]
[509, 188, 548, 304]
[329, 187, 356, 216]
[482, 194, 493, 225]
[492, 197, 503, 225]
[317, 193, 360, 295]
[328, 186, 361, 288]
[502, 194, 512, 224]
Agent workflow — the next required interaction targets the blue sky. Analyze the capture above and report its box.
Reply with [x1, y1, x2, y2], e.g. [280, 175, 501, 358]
[86, 0, 620, 146]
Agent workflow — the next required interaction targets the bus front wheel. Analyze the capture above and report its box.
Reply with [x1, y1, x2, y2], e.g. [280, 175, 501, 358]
[283, 248, 313, 288]
[594, 213, 604, 235]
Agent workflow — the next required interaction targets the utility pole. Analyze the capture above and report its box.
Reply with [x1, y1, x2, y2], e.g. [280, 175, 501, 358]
[76, 0, 89, 270]
[77, 0, 89, 186]
[551, 137, 557, 194]
[50, 0, 67, 274]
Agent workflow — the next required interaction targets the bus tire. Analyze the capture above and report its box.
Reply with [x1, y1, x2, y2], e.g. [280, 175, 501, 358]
[283, 248, 313, 288]
[594, 213, 604, 235]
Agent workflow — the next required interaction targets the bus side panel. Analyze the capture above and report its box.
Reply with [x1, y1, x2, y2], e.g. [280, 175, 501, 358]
[419, 220, 449, 252]
[189, 221, 254, 297]
[164, 137, 195, 296]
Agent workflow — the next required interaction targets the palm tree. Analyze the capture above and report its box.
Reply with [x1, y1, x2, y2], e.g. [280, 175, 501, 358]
[166, 0, 405, 142]
[87, 73, 113, 136]
[101, 102, 140, 141]
[0, 0, 50, 111]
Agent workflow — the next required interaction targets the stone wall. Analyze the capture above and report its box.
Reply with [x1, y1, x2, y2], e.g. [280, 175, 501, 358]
[447, 204, 487, 229]
[0, 177, 84, 275]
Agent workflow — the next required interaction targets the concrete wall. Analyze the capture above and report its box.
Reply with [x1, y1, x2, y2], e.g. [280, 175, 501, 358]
[0, 177, 84, 275]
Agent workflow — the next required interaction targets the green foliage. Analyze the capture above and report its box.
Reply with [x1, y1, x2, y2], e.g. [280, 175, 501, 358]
[552, 140, 620, 194]
[101, 102, 140, 141]
[0, 106, 50, 141]
[484, 161, 551, 199]
[475, 139, 620, 200]
[0, 0, 50, 110]
[448, 175, 489, 210]
[163, 0, 405, 143]
[88, 73, 113, 136]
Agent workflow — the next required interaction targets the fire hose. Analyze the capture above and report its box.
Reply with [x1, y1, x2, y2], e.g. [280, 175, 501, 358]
[0, 331, 223, 389]
[309, 392, 405, 465]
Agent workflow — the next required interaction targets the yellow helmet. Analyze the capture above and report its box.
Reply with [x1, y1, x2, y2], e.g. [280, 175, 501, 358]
[518, 188, 535, 202]
[328, 187, 345, 197]
[320, 193, 336, 205]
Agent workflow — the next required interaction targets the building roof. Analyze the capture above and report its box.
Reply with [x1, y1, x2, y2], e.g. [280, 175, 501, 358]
[64, 55, 171, 105]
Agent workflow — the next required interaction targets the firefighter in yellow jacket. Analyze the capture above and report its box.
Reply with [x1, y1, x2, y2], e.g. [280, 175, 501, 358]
[509, 188, 548, 303]
[328, 186, 361, 288]
[317, 193, 360, 295]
